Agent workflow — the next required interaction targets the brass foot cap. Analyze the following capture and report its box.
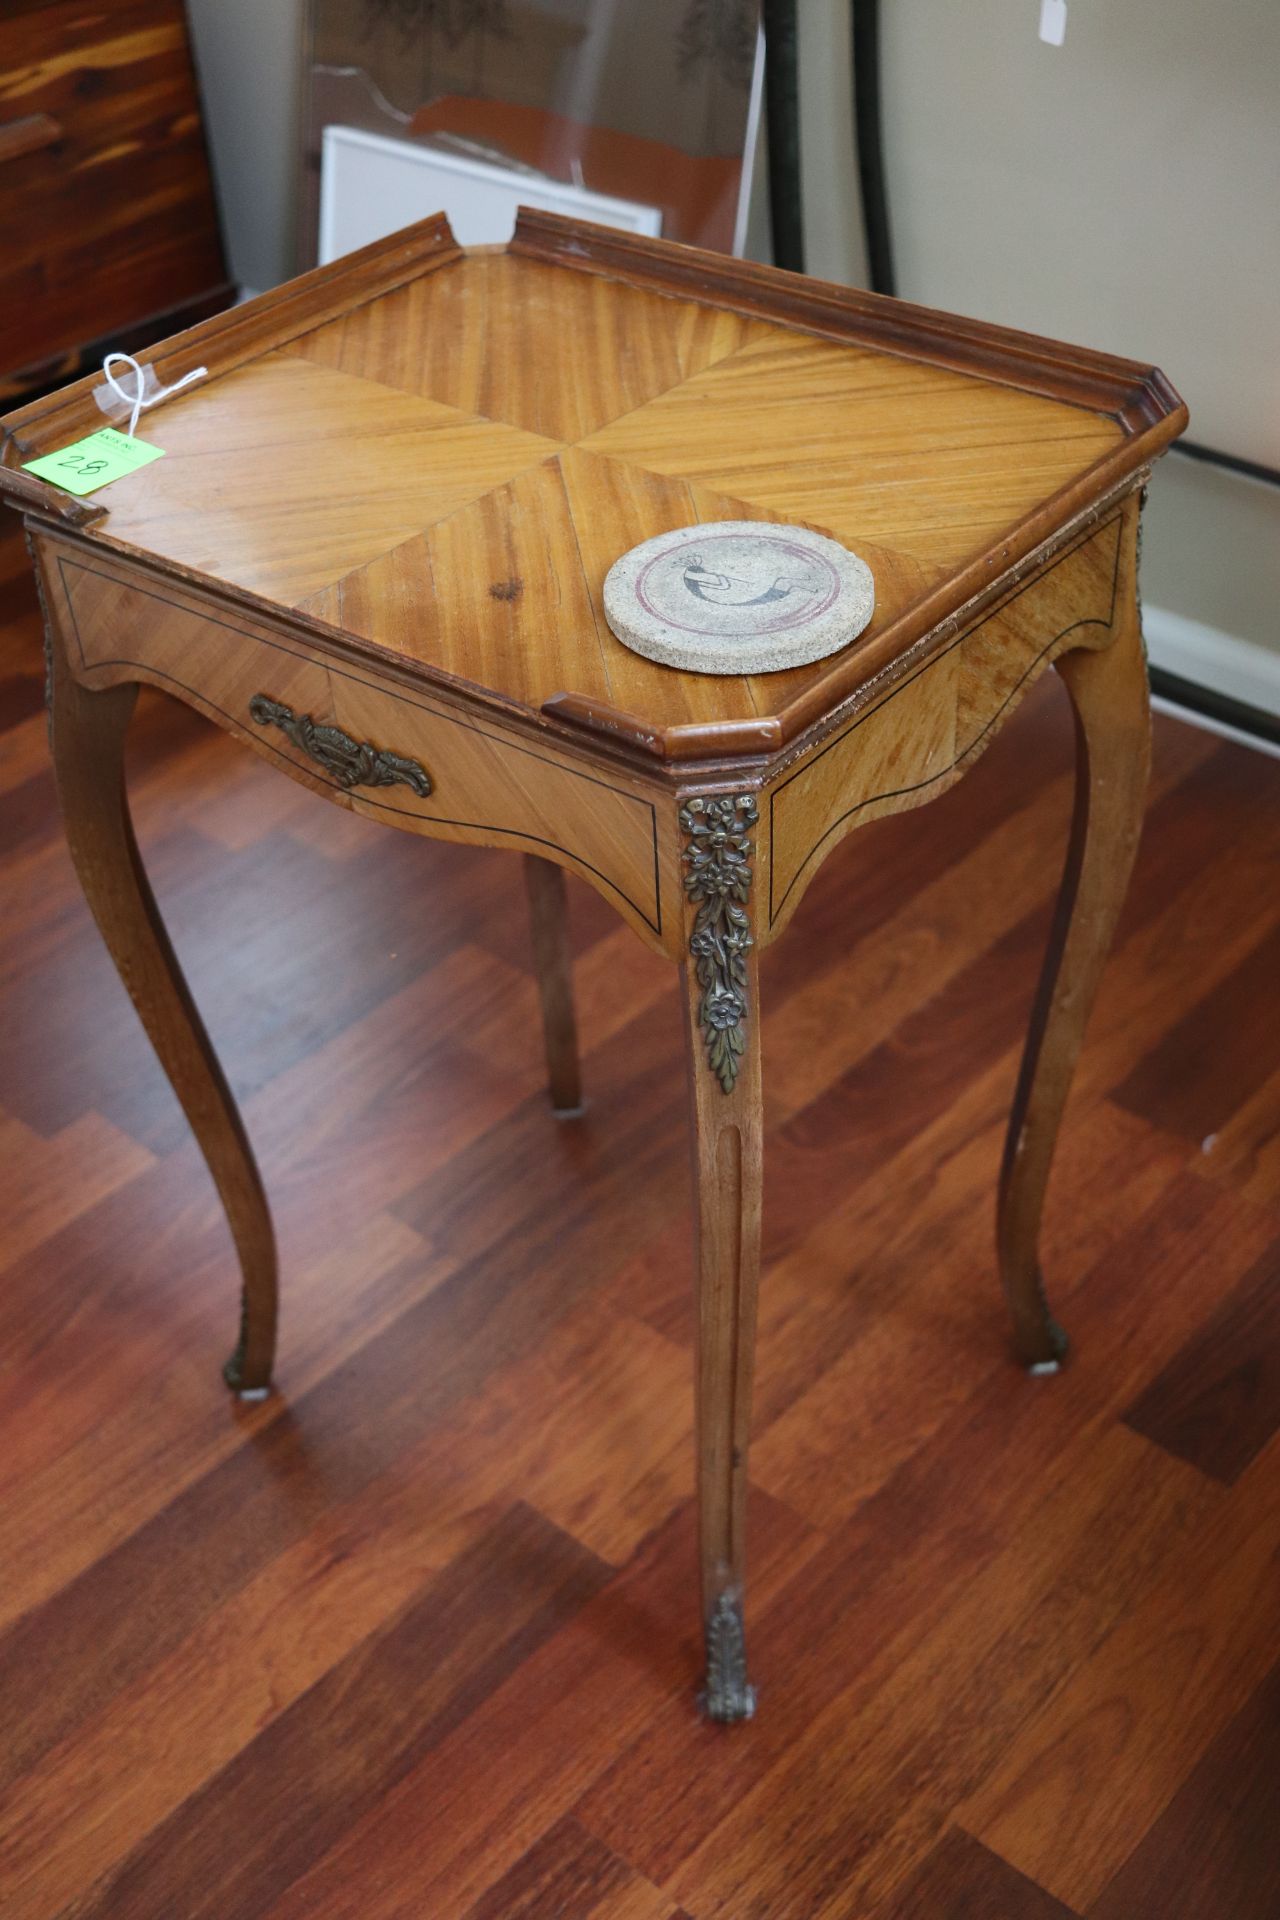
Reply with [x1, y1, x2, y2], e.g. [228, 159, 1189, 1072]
[222, 1349, 273, 1399]
[700, 1683, 758, 1724]
[1026, 1318, 1070, 1376]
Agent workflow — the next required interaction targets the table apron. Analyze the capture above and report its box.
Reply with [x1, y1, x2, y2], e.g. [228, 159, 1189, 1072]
[763, 512, 1127, 941]
[33, 536, 677, 958]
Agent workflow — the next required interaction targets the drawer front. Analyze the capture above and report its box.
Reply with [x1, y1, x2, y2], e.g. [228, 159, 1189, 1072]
[324, 672, 664, 941]
[43, 541, 668, 950]
[48, 547, 339, 792]
[0, 0, 225, 371]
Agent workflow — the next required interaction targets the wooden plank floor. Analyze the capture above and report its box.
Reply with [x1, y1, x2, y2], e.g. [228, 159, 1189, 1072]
[1, 524, 1277, 1919]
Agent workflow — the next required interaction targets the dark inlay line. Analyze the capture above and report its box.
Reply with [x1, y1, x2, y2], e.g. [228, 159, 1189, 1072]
[768, 512, 1121, 922]
[764, 675, 1075, 1001]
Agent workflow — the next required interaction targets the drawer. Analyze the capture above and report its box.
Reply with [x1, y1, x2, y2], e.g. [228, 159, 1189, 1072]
[43, 541, 668, 946]
[323, 671, 665, 941]
[48, 546, 338, 790]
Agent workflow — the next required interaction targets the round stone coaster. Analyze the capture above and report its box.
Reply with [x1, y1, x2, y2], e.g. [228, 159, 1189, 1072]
[602, 521, 874, 675]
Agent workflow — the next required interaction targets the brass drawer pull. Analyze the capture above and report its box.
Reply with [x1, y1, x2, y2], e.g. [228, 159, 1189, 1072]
[249, 694, 432, 798]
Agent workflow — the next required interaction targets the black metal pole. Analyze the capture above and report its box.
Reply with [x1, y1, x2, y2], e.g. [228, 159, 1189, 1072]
[851, 0, 896, 295]
[762, 0, 805, 274]
[1174, 441, 1280, 490]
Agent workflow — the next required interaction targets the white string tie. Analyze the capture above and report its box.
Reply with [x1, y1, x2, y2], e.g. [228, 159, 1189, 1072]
[101, 352, 209, 439]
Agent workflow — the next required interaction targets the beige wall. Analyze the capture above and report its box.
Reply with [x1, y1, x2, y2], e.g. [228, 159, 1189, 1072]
[879, 0, 1280, 470]
[1143, 456, 1280, 656]
[789, 0, 1279, 661]
[796, 0, 866, 286]
[184, 0, 1279, 664]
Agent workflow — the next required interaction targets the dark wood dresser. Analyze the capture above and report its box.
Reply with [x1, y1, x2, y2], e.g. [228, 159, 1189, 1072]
[0, 0, 233, 402]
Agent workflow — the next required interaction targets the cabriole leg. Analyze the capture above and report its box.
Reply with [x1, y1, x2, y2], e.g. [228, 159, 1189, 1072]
[998, 521, 1151, 1370]
[46, 636, 278, 1397]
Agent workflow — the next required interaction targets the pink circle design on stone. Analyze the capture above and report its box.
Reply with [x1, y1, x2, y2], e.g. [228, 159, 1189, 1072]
[634, 532, 842, 638]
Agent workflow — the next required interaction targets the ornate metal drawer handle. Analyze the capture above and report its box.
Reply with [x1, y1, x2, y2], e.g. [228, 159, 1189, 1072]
[248, 695, 432, 798]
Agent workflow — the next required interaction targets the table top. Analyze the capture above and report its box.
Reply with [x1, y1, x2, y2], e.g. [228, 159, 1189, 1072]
[1, 210, 1185, 763]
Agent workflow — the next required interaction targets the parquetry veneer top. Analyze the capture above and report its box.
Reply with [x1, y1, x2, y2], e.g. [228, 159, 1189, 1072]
[0, 209, 1185, 762]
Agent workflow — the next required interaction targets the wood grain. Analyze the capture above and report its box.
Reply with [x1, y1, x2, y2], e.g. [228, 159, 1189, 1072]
[1087, 1660, 1280, 1920]
[462, 1817, 683, 1920]
[43, 575, 277, 1393]
[97, 353, 563, 607]
[891, 1829, 1081, 1919]
[283, 250, 781, 445]
[0, 0, 229, 384]
[581, 329, 1123, 569]
[682, 928, 763, 1715]
[0, 112, 61, 165]
[257, 1489, 821, 1920]
[1121, 1243, 1280, 1483]
[0, 199, 1247, 1920]
[570, 1168, 1267, 1897]
[44, 534, 680, 957]
[960, 1439, 1280, 1910]
[509, 208, 1184, 428]
[997, 502, 1149, 1365]
[1112, 916, 1280, 1143]
[2, 215, 1184, 759]
[21, 480, 1184, 1715]
[1196, 1062, 1280, 1209]
[658, 1423, 1210, 1918]
[63, 1504, 608, 1920]
[316, 453, 602, 705]
[0, 541, 1276, 1914]
[1, 214, 459, 463]
[764, 515, 1122, 935]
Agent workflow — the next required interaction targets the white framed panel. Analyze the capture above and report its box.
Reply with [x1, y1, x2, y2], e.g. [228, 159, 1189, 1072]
[319, 124, 663, 264]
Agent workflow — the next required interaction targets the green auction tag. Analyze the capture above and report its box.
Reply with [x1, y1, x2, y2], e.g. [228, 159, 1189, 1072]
[23, 427, 164, 497]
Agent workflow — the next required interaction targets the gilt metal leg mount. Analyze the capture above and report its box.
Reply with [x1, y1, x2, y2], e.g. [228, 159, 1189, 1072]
[681, 789, 764, 1721]
[681, 792, 759, 1096]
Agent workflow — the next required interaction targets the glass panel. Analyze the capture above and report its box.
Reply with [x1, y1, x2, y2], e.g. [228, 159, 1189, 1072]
[303, 0, 762, 261]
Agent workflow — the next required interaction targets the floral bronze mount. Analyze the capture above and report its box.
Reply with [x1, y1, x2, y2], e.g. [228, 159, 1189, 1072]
[680, 791, 759, 1093]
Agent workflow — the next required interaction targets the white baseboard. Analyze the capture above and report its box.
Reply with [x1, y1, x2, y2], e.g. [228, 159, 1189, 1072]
[1150, 693, 1280, 760]
[1143, 604, 1280, 721]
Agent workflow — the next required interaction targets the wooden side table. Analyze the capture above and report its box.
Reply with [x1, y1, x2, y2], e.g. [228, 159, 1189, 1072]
[0, 212, 1185, 1720]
